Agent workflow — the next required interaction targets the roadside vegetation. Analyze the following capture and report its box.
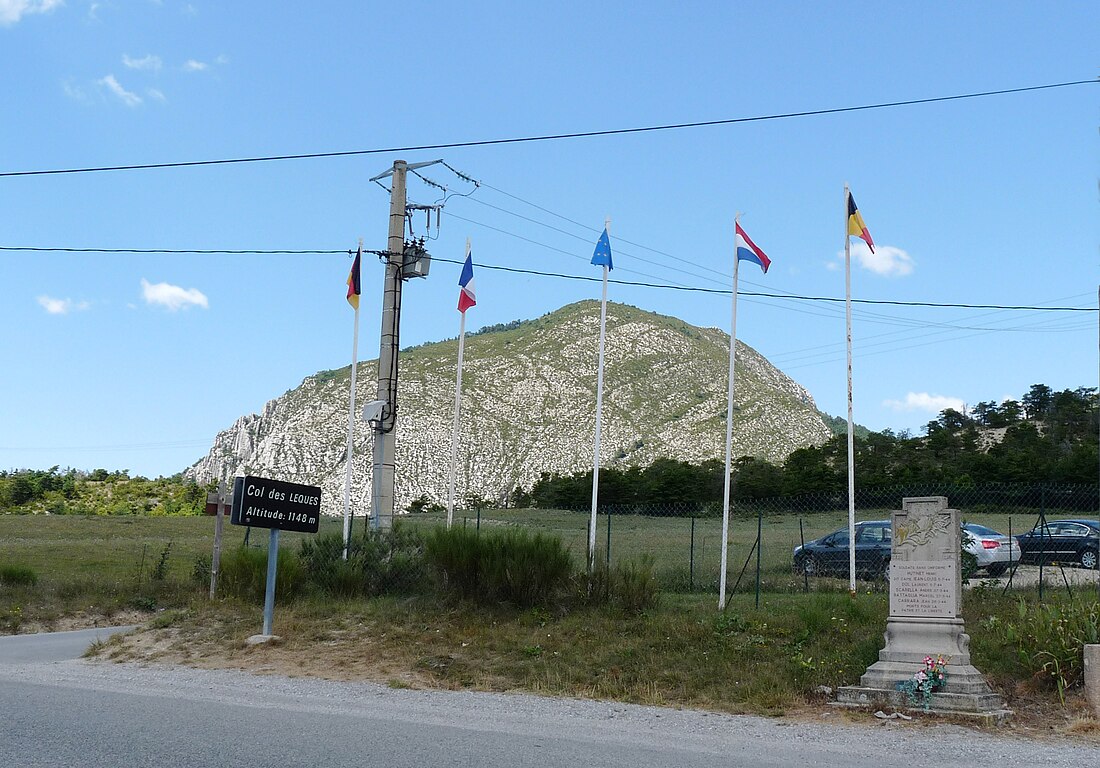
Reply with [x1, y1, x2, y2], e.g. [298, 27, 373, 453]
[2, 514, 1097, 726]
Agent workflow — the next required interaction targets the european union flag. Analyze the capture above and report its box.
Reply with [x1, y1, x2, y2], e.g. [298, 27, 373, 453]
[591, 228, 613, 270]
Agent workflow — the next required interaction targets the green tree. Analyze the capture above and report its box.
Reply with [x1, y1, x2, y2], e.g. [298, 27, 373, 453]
[1022, 384, 1053, 420]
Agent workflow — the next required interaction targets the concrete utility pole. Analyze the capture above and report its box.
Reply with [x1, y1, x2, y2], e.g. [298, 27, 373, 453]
[370, 159, 409, 530]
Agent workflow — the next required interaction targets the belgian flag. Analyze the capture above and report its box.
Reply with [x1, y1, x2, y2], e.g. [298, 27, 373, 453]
[847, 191, 875, 253]
[346, 245, 362, 309]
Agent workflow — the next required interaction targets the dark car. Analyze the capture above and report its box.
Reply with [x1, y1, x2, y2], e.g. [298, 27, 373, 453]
[793, 520, 892, 577]
[1015, 519, 1099, 570]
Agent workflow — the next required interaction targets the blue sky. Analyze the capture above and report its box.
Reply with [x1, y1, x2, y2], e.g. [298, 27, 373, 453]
[1, 1, 1097, 479]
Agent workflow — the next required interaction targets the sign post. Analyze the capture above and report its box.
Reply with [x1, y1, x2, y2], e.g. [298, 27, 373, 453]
[230, 475, 322, 639]
[262, 529, 280, 636]
[206, 482, 232, 599]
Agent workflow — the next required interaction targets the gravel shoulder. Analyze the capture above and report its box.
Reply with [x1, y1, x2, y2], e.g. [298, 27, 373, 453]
[0, 656, 1096, 768]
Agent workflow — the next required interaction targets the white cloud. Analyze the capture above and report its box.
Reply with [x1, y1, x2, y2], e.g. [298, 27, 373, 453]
[141, 278, 208, 311]
[0, 0, 63, 26]
[37, 295, 89, 315]
[827, 244, 914, 277]
[215, 54, 229, 65]
[146, 87, 166, 102]
[883, 392, 965, 414]
[123, 53, 162, 72]
[183, 59, 208, 72]
[62, 78, 88, 102]
[97, 74, 142, 106]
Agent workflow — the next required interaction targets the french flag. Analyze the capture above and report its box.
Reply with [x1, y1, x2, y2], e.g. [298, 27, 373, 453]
[457, 252, 476, 313]
[735, 223, 770, 274]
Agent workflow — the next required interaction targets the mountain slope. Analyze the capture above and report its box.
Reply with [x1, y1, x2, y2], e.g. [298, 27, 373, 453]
[186, 301, 832, 513]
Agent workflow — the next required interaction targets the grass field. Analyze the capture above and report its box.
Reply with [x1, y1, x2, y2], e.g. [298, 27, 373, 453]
[0, 506, 1078, 605]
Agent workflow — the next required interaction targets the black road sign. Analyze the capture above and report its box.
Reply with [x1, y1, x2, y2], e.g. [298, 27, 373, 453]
[230, 476, 322, 534]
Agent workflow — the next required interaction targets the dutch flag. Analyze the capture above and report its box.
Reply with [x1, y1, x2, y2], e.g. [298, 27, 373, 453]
[735, 222, 771, 274]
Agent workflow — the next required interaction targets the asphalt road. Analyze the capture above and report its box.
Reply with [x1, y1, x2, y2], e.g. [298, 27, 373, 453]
[0, 625, 137, 664]
[0, 628, 1093, 768]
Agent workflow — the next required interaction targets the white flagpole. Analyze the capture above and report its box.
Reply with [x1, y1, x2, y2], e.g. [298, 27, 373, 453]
[446, 239, 471, 528]
[589, 217, 611, 574]
[844, 185, 857, 596]
[719, 214, 742, 610]
[342, 239, 363, 561]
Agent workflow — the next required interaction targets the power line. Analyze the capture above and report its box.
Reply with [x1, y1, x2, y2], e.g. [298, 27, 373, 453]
[459, 193, 732, 288]
[478, 181, 735, 283]
[2, 79, 1093, 178]
[0, 246, 349, 255]
[425, 254, 1095, 313]
[4, 245, 1095, 313]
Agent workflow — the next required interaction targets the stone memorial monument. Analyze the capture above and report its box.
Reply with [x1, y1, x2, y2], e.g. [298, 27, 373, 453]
[836, 496, 1009, 718]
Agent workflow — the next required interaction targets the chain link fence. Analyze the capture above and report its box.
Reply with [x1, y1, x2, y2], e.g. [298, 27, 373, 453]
[399, 482, 1099, 601]
[3, 482, 1096, 630]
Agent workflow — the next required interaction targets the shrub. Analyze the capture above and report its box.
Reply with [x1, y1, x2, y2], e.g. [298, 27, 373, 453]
[609, 556, 660, 613]
[986, 599, 1100, 701]
[581, 557, 660, 613]
[422, 526, 483, 599]
[218, 544, 302, 603]
[192, 554, 211, 586]
[0, 565, 38, 587]
[151, 543, 172, 581]
[423, 526, 574, 607]
[298, 526, 428, 598]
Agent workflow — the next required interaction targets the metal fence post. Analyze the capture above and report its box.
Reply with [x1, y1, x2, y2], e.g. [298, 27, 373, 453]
[689, 515, 696, 590]
[605, 506, 612, 571]
[799, 518, 808, 593]
[1038, 487, 1046, 605]
[754, 505, 762, 608]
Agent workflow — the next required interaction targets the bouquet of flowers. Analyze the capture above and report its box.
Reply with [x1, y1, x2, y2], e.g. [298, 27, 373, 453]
[896, 655, 948, 708]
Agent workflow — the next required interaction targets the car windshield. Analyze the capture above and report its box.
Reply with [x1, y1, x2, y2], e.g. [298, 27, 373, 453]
[964, 524, 1000, 537]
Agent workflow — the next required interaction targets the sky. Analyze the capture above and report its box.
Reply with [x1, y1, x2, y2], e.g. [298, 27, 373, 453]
[1, 1, 1097, 479]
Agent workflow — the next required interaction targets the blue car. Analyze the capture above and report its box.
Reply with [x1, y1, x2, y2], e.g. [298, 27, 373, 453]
[792, 520, 892, 578]
[1015, 519, 1099, 570]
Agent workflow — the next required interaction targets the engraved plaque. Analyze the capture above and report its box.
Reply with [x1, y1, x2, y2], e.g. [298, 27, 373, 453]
[889, 561, 958, 617]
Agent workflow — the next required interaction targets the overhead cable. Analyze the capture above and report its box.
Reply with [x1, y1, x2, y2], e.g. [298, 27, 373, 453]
[2, 79, 1093, 178]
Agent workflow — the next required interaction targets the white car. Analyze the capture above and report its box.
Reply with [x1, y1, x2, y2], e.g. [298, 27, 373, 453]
[962, 523, 1021, 577]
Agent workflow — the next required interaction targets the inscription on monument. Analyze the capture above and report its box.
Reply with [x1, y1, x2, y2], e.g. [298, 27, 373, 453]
[889, 496, 962, 620]
[889, 561, 957, 617]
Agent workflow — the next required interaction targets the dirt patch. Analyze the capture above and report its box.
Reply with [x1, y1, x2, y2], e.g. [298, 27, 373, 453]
[99, 620, 449, 690]
[19, 609, 154, 635]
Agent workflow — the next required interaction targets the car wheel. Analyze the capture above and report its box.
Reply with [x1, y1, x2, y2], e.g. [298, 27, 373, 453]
[1080, 549, 1098, 570]
[801, 555, 818, 577]
[985, 563, 1007, 577]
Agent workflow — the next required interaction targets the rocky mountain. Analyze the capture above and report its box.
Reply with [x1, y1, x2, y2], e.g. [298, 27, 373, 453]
[185, 301, 832, 514]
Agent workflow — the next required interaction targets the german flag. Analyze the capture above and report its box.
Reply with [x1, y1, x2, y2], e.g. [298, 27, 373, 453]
[847, 191, 875, 253]
[346, 245, 362, 309]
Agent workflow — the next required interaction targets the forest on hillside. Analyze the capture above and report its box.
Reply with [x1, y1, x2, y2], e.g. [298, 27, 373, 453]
[511, 384, 1099, 510]
[0, 467, 207, 515]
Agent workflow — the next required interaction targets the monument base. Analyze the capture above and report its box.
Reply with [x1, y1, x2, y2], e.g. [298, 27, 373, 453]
[833, 687, 1012, 722]
[836, 615, 1009, 719]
